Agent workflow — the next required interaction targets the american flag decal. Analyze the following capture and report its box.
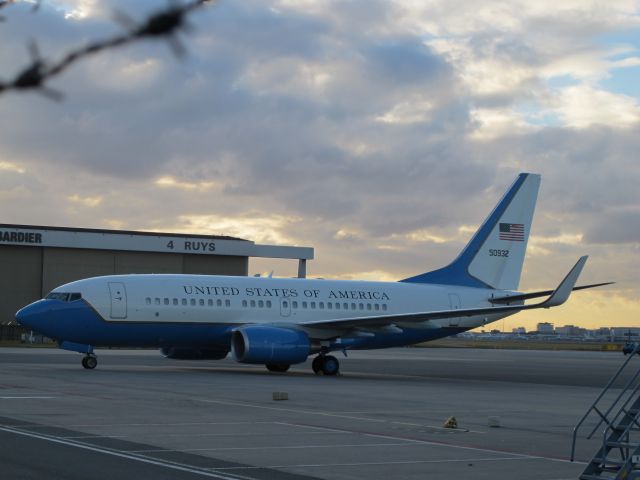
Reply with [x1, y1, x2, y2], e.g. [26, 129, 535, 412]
[499, 223, 524, 242]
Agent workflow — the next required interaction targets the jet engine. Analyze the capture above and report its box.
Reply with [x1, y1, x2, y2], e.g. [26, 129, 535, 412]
[160, 347, 229, 360]
[231, 326, 310, 364]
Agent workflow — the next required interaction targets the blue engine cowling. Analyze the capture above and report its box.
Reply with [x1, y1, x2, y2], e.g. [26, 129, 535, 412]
[231, 326, 310, 365]
[160, 347, 229, 360]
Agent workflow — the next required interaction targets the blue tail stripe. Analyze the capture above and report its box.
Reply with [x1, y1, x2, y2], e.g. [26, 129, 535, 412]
[400, 173, 530, 288]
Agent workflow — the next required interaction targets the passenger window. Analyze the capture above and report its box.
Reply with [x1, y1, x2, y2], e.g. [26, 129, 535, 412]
[351, 303, 356, 310]
[164, 298, 170, 305]
[155, 298, 161, 305]
[217, 299, 222, 307]
[375, 304, 380, 311]
[258, 300, 264, 308]
[146, 297, 151, 305]
[173, 298, 178, 306]
[182, 298, 187, 306]
[199, 299, 205, 306]
[283, 300, 288, 308]
[327, 302, 332, 310]
[382, 304, 387, 311]
[208, 299, 213, 306]
[266, 300, 272, 308]
[343, 303, 348, 310]
[310, 302, 316, 309]
[250, 300, 256, 308]
[359, 303, 364, 310]
[225, 299, 230, 307]
[302, 301, 308, 309]
[335, 303, 340, 310]
[292, 301, 298, 309]
[367, 303, 372, 311]
[319, 302, 324, 309]
[242, 300, 247, 307]
[190, 299, 196, 306]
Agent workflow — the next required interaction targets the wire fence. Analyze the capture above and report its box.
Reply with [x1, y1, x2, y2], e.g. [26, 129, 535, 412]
[0, 0, 214, 99]
[0, 324, 52, 343]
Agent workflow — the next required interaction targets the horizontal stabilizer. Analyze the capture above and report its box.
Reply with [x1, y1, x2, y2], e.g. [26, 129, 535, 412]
[490, 282, 614, 305]
[301, 257, 589, 331]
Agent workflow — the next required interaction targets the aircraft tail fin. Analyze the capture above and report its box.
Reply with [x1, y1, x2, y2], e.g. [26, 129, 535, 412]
[401, 173, 541, 290]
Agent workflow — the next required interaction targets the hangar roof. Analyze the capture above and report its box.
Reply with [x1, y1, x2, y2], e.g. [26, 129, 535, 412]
[0, 223, 313, 260]
[0, 223, 246, 241]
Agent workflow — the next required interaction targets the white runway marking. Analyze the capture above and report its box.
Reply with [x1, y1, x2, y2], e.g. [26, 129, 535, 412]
[0, 425, 249, 480]
[20, 421, 278, 428]
[130, 442, 414, 453]
[195, 398, 389, 423]
[193, 397, 587, 466]
[361, 431, 588, 465]
[273, 422, 351, 433]
[213, 456, 534, 470]
[194, 398, 485, 433]
[63, 430, 349, 440]
[0, 396, 56, 399]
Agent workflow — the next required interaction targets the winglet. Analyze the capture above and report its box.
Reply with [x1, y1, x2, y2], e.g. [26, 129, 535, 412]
[540, 256, 588, 308]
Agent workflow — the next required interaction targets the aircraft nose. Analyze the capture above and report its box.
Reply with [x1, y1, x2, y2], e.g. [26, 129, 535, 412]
[15, 301, 47, 329]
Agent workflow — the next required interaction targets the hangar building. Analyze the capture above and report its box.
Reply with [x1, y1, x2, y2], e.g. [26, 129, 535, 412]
[0, 224, 313, 325]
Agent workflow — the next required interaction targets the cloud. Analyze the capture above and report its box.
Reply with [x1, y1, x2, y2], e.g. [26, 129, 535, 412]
[585, 210, 640, 245]
[552, 85, 640, 128]
[0, 161, 26, 174]
[172, 214, 301, 245]
[67, 194, 102, 207]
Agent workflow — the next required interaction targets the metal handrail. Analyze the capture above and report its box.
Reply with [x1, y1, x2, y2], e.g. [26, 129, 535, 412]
[598, 382, 640, 459]
[571, 345, 640, 461]
[588, 368, 640, 438]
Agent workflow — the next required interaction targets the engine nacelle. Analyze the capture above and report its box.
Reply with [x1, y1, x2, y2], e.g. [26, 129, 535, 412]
[231, 326, 310, 365]
[160, 347, 229, 360]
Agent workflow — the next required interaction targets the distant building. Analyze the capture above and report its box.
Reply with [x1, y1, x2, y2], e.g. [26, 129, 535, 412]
[611, 328, 640, 341]
[556, 325, 588, 336]
[512, 327, 526, 334]
[593, 327, 611, 337]
[537, 322, 554, 334]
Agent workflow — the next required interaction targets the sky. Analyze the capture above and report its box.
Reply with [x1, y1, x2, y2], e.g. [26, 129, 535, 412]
[0, 0, 638, 332]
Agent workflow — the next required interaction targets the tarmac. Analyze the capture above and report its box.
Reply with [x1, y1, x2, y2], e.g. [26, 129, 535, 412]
[1, 346, 634, 480]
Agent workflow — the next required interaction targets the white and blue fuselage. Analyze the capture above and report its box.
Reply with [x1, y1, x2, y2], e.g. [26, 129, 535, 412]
[18, 274, 505, 351]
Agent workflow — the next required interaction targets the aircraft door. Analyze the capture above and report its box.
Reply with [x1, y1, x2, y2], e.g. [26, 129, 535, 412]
[108, 282, 128, 319]
[280, 298, 291, 317]
[448, 293, 461, 327]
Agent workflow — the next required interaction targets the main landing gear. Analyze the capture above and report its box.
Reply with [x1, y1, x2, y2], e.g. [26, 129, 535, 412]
[312, 354, 340, 376]
[81, 354, 97, 370]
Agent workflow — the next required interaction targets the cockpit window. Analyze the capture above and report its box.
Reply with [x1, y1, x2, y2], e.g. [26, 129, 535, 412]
[47, 292, 69, 301]
[46, 292, 82, 302]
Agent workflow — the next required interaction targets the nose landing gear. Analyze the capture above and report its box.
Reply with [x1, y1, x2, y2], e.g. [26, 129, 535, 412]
[312, 354, 340, 376]
[81, 354, 97, 369]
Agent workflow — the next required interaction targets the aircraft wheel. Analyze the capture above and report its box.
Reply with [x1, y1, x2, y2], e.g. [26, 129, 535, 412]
[312, 355, 324, 375]
[266, 363, 290, 373]
[321, 355, 339, 376]
[82, 355, 97, 370]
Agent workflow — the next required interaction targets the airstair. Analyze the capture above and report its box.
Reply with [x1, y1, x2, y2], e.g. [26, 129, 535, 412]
[572, 344, 640, 479]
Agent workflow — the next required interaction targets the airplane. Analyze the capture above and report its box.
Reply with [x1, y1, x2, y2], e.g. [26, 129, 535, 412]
[15, 173, 610, 375]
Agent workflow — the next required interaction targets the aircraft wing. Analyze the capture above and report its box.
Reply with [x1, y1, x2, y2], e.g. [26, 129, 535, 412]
[299, 256, 588, 331]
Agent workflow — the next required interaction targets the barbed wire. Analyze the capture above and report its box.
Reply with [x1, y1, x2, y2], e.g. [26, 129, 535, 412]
[0, 0, 213, 99]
